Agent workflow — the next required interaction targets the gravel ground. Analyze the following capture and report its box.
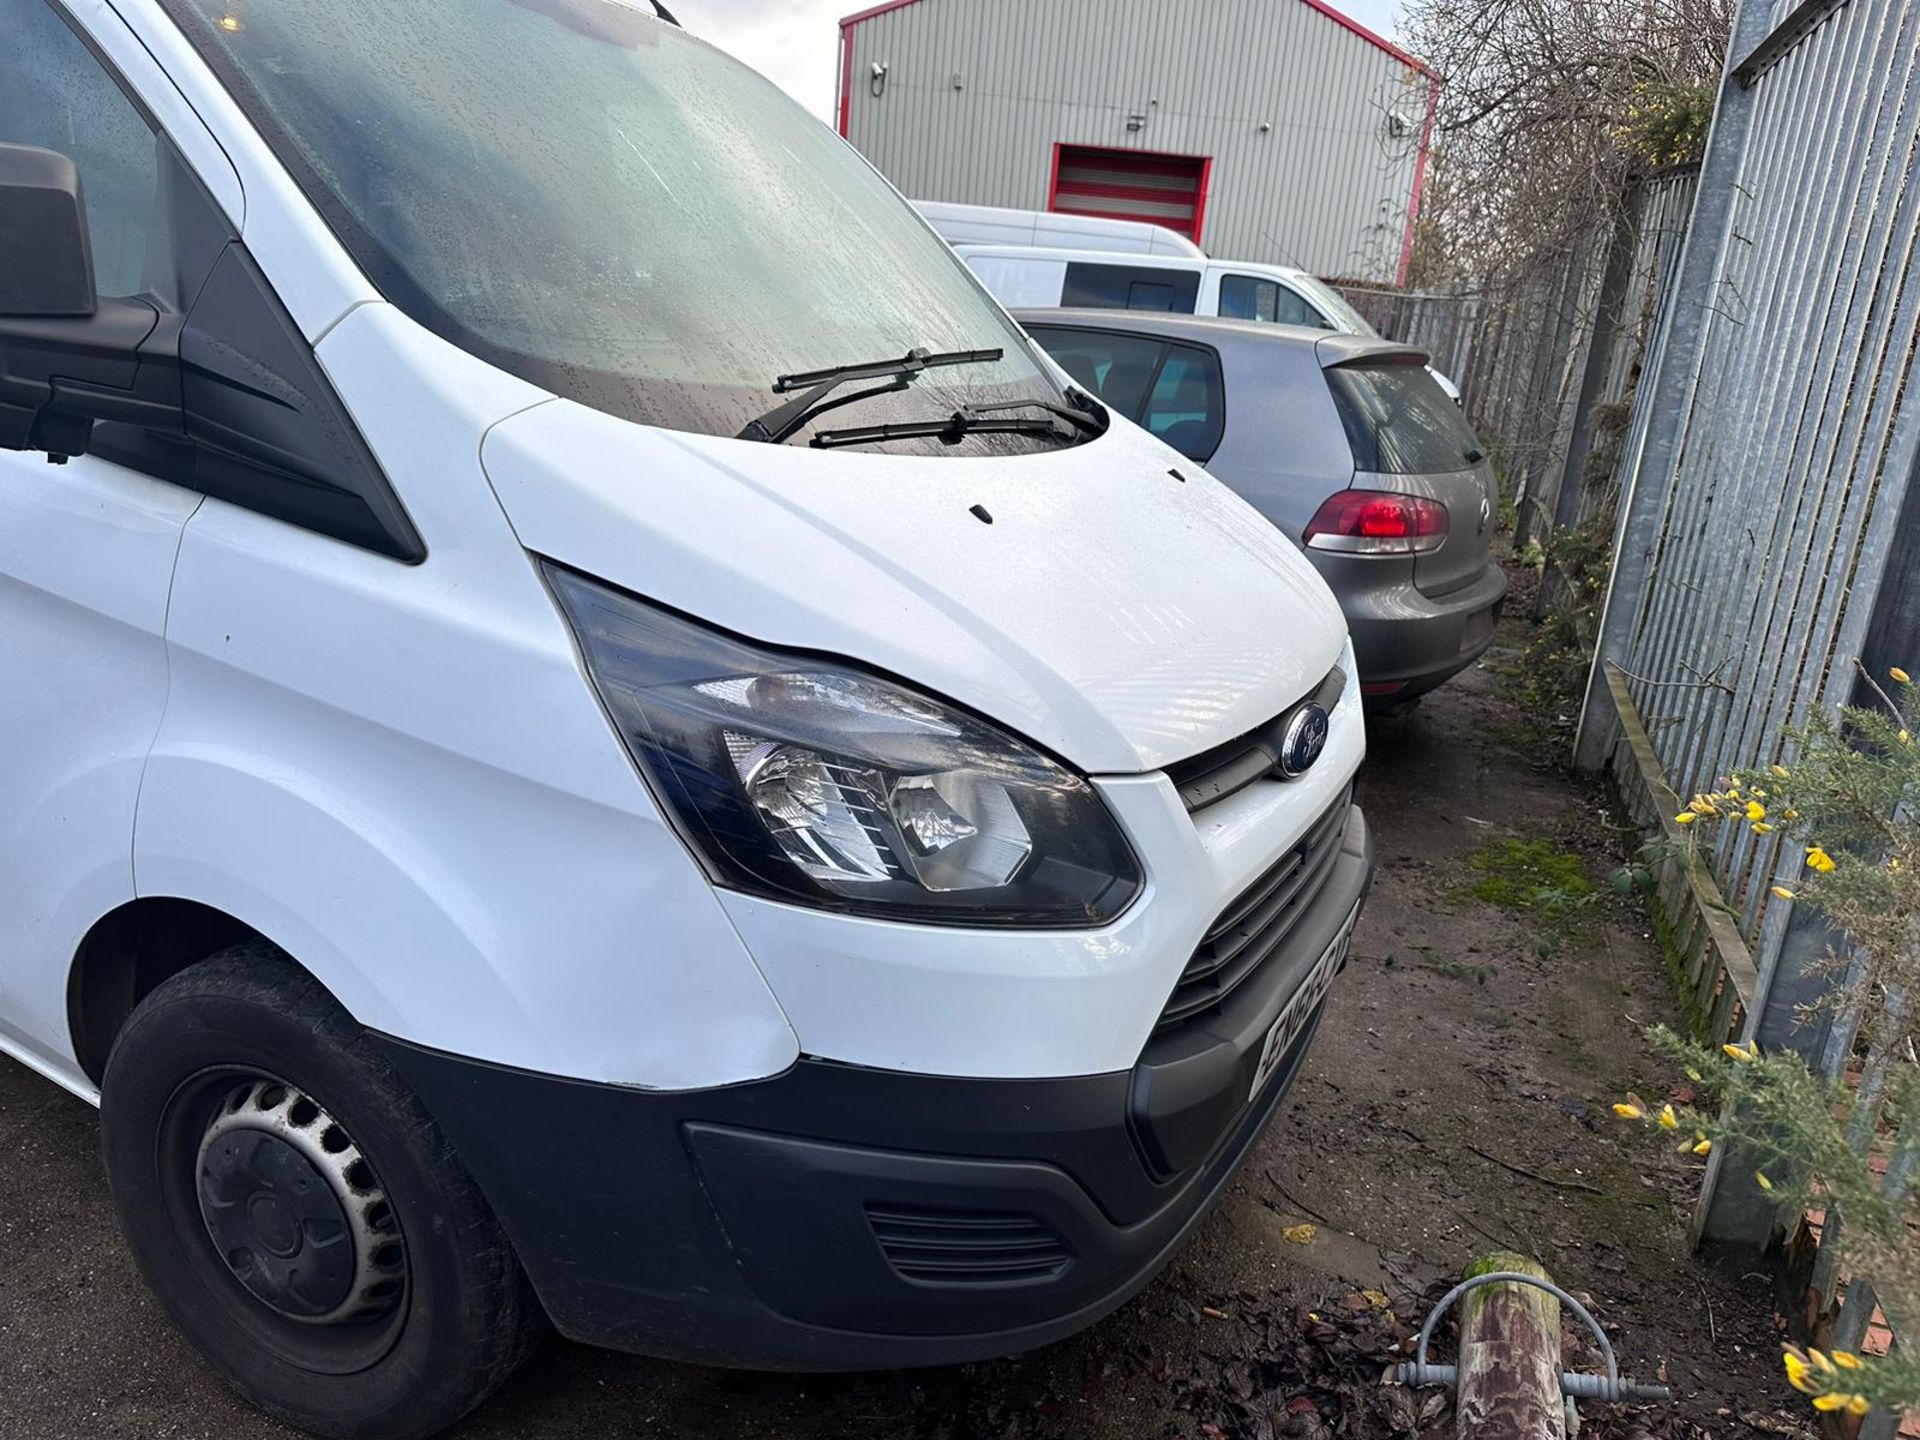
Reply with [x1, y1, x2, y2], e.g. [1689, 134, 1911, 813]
[0, 594, 1807, 1440]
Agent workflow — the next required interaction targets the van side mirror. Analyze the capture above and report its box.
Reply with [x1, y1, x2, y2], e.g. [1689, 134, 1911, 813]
[0, 142, 181, 460]
[0, 144, 97, 317]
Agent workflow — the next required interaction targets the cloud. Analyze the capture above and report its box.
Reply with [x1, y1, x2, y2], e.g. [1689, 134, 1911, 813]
[674, 0, 848, 121]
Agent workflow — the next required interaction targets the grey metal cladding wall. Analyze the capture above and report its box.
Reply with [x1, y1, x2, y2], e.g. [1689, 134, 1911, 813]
[843, 0, 1431, 283]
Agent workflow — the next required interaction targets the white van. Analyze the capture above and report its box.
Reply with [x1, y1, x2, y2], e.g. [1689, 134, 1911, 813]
[0, 1, 1371, 1436]
[912, 199, 1208, 259]
[959, 245, 1464, 403]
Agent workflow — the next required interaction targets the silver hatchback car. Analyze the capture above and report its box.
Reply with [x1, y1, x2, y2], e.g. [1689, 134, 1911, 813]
[1018, 309, 1507, 705]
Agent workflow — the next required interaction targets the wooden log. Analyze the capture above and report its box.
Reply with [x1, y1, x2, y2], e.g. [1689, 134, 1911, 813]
[1455, 1252, 1568, 1440]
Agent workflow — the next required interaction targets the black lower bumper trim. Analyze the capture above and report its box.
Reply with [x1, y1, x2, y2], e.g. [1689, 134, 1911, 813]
[379, 805, 1372, 1370]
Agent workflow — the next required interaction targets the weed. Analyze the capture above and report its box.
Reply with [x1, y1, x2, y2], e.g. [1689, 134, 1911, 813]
[1457, 838, 1595, 911]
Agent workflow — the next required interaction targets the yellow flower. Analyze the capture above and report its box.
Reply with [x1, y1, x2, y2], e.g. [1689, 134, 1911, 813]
[1891, 858, 1903, 873]
[1783, 807, 1799, 820]
[1810, 1350, 1835, 1374]
[1685, 1067, 1703, 1082]
[1752, 822, 1774, 835]
[1771, 764, 1791, 779]
[1807, 846, 1836, 873]
[1832, 1351, 1862, 1370]
[1746, 800, 1767, 822]
[1674, 811, 1698, 825]
[1657, 1104, 1679, 1130]
[1771, 885, 1796, 900]
[1689, 796, 1718, 815]
[1846, 1394, 1870, 1417]
[1752, 788, 1768, 799]
[1783, 1349, 1816, 1394]
[1892, 667, 1911, 684]
[1756, 1171, 1774, 1191]
[1723, 1039, 1759, 1061]
[1613, 1101, 1645, 1120]
[1902, 730, 1912, 745]
[1693, 1137, 1712, 1156]
[1812, 1393, 1847, 1412]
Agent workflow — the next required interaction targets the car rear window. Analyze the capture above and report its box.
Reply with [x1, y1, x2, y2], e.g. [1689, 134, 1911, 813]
[1326, 360, 1482, 474]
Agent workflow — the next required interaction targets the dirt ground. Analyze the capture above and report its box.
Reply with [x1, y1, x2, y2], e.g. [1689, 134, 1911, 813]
[0, 591, 1810, 1440]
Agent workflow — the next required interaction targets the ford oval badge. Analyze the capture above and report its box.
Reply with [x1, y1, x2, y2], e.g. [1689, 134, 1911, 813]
[1277, 704, 1330, 778]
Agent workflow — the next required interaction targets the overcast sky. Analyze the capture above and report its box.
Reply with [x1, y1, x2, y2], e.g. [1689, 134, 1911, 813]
[673, 0, 1407, 121]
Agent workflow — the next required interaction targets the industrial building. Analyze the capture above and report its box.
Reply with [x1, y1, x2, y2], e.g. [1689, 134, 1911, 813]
[837, 0, 1437, 286]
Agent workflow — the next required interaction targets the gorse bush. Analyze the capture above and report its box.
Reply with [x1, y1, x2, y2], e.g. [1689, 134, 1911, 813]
[1622, 1032, 1919, 1420]
[1675, 666, 1920, 1048]
[1618, 667, 1920, 1424]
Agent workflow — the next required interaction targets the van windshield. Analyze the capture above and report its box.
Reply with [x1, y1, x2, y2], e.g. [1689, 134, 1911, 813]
[1288, 275, 1379, 339]
[162, 0, 1062, 445]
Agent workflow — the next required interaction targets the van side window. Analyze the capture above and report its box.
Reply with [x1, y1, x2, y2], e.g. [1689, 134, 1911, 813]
[1061, 263, 1200, 314]
[1026, 327, 1167, 419]
[1221, 274, 1333, 330]
[1219, 275, 1279, 323]
[1141, 345, 1225, 462]
[0, 0, 158, 297]
[1275, 286, 1332, 329]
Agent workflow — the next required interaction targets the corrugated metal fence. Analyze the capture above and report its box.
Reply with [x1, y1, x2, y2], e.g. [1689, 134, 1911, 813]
[1351, 0, 1920, 1392]
[1571, 0, 1920, 1415]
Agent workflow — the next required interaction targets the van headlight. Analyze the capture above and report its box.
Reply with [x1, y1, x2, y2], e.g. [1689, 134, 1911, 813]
[546, 566, 1142, 927]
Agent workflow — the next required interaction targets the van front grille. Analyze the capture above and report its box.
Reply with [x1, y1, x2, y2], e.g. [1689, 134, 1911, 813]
[1163, 667, 1346, 813]
[865, 1206, 1071, 1285]
[1159, 789, 1352, 1030]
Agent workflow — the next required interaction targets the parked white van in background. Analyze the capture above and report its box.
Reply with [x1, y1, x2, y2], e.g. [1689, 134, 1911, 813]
[0, 0, 1371, 1436]
[913, 198, 1209, 258]
[959, 244, 1465, 404]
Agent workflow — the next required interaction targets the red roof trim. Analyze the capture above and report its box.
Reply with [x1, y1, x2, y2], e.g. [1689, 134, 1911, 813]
[835, 0, 1435, 100]
[1395, 74, 1440, 286]
[838, 0, 924, 135]
[839, 0, 925, 27]
[1295, 0, 1436, 77]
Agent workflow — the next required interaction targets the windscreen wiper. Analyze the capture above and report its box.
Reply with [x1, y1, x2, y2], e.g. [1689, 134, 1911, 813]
[808, 408, 1074, 451]
[736, 346, 1004, 445]
[959, 395, 1108, 437]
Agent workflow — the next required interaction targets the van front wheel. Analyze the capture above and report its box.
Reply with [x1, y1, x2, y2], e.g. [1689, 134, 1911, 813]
[99, 944, 544, 1440]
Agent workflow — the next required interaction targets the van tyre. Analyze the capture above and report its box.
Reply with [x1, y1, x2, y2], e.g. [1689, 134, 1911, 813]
[99, 943, 544, 1440]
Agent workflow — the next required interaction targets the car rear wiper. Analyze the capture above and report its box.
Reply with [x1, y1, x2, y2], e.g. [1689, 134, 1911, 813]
[808, 408, 1074, 451]
[736, 346, 1004, 445]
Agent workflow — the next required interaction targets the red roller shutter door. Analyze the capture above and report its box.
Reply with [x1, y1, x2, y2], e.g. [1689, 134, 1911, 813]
[1048, 145, 1212, 243]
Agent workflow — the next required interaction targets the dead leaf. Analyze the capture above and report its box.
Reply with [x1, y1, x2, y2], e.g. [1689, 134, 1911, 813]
[1283, 1223, 1318, 1245]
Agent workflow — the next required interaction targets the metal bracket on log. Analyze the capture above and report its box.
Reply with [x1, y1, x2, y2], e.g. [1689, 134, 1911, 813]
[1394, 1271, 1672, 1429]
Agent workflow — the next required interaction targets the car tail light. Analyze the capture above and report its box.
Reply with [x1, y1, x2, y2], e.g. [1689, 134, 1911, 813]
[1302, 490, 1448, 555]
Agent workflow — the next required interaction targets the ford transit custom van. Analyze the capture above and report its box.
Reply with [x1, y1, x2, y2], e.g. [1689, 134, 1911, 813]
[0, 1, 1371, 1435]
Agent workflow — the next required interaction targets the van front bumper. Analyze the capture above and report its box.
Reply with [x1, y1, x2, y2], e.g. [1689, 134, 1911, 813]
[381, 807, 1370, 1369]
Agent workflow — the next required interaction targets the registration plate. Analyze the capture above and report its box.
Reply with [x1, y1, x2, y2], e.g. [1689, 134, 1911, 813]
[1248, 906, 1358, 1101]
[1458, 605, 1497, 655]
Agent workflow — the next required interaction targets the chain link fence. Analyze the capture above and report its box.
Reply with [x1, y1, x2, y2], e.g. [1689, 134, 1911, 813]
[1335, 166, 1697, 561]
